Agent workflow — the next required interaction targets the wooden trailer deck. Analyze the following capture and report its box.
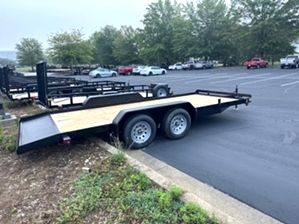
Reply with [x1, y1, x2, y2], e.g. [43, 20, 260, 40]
[51, 94, 238, 133]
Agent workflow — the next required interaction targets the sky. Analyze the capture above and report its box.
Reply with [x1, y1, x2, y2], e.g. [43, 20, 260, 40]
[0, 0, 232, 51]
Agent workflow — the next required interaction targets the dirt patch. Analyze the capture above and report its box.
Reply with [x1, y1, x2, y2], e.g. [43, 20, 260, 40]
[0, 97, 112, 223]
[0, 137, 110, 224]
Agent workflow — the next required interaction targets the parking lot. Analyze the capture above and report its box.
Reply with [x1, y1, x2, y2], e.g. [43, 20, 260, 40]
[74, 67, 299, 223]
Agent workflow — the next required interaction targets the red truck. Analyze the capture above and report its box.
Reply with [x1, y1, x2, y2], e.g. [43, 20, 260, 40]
[244, 58, 268, 69]
[118, 65, 135, 75]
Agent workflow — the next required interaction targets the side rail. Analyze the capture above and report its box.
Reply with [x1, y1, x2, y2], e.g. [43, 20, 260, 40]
[196, 88, 252, 101]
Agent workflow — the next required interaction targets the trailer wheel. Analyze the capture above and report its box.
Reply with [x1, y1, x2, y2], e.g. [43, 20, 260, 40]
[48, 91, 63, 96]
[162, 108, 191, 140]
[153, 85, 168, 97]
[122, 114, 156, 149]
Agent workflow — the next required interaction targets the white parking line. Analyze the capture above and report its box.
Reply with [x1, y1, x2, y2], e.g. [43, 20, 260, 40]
[240, 73, 298, 85]
[210, 73, 270, 84]
[184, 73, 239, 84]
[281, 80, 299, 87]
[165, 73, 214, 82]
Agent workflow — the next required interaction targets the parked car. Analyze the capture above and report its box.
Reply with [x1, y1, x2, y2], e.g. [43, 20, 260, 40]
[196, 61, 214, 69]
[133, 65, 146, 75]
[89, 67, 118, 78]
[280, 55, 299, 69]
[244, 58, 268, 69]
[140, 66, 167, 76]
[168, 63, 183, 70]
[118, 65, 135, 75]
[182, 61, 203, 70]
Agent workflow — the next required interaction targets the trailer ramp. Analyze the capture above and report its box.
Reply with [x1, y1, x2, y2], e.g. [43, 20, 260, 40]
[17, 113, 62, 155]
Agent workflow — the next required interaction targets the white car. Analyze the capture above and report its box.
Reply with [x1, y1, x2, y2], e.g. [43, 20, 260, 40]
[140, 66, 167, 76]
[168, 63, 183, 70]
[89, 67, 117, 78]
[132, 65, 146, 75]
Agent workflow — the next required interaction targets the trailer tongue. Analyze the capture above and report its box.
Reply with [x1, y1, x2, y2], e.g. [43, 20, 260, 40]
[17, 89, 252, 155]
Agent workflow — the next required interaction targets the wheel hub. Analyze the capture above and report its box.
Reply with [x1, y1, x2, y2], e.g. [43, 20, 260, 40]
[131, 121, 151, 143]
[171, 115, 186, 134]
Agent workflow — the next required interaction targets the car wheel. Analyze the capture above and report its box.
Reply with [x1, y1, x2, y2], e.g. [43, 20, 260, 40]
[122, 114, 156, 149]
[265, 64, 268, 68]
[203, 66, 206, 70]
[96, 73, 101, 78]
[149, 71, 153, 75]
[247, 66, 250, 69]
[127, 72, 132, 75]
[281, 65, 284, 69]
[256, 64, 260, 69]
[162, 108, 191, 140]
[112, 72, 117, 77]
[162, 70, 165, 74]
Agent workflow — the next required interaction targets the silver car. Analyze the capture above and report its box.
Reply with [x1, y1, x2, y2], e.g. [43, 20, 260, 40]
[89, 67, 117, 78]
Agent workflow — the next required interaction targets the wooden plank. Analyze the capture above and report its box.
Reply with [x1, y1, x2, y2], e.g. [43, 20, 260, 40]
[51, 94, 238, 133]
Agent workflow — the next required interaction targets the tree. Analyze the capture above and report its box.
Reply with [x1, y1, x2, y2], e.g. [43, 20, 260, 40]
[15, 38, 44, 71]
[112, 26, 140, 65]
[139, 0, 182, 64]
[230, 0, 299, 62]
[47, 29, 93, 69]
[90, 25, 119, 66]
[183, 0, 228, 61]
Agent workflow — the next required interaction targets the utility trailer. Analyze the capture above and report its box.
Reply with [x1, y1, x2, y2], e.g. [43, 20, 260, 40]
[17, 89, 252, 155]
[0, 64, 172, 110]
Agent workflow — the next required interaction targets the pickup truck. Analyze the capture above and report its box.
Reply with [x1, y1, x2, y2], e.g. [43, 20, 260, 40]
[182, 61, 202, 70]
[118, 65, 135, 75]
[280, 55, 299, 69]
[244, 58, 268, 69]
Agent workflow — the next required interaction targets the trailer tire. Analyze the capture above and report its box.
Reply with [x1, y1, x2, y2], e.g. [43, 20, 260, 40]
[162, 108, 191, 140]
[48, 91, 63, 96]
[122, 114, 156, 149]
[153, 85, 168, 97]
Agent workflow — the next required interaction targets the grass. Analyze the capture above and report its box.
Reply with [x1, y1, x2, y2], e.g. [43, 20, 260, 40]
[0, 122, 17, 152]
[56, 151, 218, 224]
[15, 66, 32, 72]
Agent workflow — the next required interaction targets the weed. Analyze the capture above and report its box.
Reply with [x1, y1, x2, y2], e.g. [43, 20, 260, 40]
[180, 202, 208, 224]
[169, 186, 183, 200]
[109, 150, 126, 166]
[0, 124, 17, 152]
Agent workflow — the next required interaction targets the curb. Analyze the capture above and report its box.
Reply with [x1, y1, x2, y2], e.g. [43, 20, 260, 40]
[99, 140, 282, 224]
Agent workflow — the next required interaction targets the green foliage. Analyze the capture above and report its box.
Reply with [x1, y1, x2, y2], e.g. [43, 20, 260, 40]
[169, 186, 183, 200]
[180, 202, 208, 224]
[230, 0, 299, 60]
[47, 29, 92, 68]
[15, 38, 44, 71]
[90, 25, 119, 65]
[56, 173, 104, 223]
[0, 58, 16, 66]
[112, 25, 141, 65]
[0, 124, 16, 153]
[57, 153, 216, 223]
[139, 0, 182, 64]
[109, 150, 126, 166]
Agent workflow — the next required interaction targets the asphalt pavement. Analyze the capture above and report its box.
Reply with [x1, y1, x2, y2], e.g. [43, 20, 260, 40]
[75, 66, 299, 224]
